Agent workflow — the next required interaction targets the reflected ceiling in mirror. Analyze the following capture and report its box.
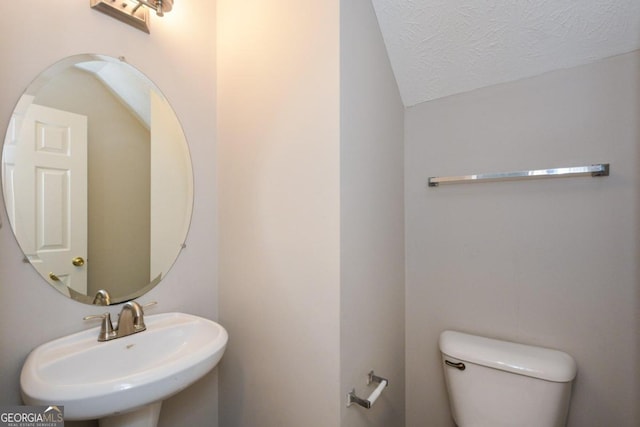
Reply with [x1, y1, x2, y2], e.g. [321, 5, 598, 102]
[2, 54, 193, 305]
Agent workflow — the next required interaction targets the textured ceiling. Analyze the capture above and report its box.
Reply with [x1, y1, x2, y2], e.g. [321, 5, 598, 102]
[371, 0, 640, 106]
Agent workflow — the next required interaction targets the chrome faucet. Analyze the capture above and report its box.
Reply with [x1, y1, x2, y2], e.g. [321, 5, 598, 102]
[92, 289, 111, 306]
[84, 301, 157, 342]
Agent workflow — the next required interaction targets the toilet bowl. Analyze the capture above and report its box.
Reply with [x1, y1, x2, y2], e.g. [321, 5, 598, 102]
[439, 330, 577, 427]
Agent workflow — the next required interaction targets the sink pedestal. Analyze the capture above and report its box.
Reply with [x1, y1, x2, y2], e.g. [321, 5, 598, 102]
[99, 402, 162, 427]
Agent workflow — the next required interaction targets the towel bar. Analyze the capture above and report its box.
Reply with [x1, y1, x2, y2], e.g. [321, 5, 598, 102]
[428, 163, 609, 187]
[347, 371, 388, 409]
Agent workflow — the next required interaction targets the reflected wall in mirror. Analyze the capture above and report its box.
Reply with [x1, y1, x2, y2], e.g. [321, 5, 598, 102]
[2, 54, 193, 305]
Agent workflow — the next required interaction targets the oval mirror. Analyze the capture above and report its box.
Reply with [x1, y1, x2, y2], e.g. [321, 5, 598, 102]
[2, 54, 193, 305]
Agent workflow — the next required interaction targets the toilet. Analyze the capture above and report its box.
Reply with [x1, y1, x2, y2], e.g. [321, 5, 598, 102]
[439, 330, 577, 427]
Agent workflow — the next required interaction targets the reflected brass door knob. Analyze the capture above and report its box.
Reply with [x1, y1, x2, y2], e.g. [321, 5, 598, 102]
[49, 272, 61, 281]
[72, 257, 85, 267]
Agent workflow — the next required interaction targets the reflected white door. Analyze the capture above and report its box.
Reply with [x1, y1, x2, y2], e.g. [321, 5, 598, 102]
[8, 104, 88, 294]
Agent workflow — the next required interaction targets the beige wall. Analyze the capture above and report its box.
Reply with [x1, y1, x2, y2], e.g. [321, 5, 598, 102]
[218, 0, 405, 426]
[405, 51, 640, 427]
[340, 0, 405, 426]
[217, 0, 341, 425]
[150, 90, 193, 288]
[0, 2, 218, 427]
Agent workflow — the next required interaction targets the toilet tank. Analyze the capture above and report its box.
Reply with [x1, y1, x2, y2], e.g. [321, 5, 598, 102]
[439, 330, 577, 427]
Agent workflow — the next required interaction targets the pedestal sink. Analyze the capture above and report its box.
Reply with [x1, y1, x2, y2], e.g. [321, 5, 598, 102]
[20, 312, 228, 427]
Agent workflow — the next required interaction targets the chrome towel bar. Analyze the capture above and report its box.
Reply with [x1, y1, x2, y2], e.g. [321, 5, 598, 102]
[347, 371, 388, 409]
[428, 163, 609, 187]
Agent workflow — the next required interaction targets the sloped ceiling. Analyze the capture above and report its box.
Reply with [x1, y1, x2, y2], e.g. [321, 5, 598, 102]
[371, 0, 640, 106]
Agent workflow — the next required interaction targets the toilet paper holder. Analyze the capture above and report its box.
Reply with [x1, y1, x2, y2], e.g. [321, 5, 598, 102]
[347, 371, 388, 409]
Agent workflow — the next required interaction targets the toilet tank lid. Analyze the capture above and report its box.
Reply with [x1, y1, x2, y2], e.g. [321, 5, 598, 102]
[439, 330, 577, 382]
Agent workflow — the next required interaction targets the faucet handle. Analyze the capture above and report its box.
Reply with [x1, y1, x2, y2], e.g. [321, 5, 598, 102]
[83, 314, 103, 320]
[83, 312, 115, 341]
[142, 301, 157, 311]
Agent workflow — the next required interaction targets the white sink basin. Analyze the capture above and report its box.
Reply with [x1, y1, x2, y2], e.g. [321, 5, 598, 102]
[20, 312, 228, 421]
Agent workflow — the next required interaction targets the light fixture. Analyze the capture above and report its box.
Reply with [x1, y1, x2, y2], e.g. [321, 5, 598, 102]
[90, 0, 174, 34]
[132, 0, 173, 17]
